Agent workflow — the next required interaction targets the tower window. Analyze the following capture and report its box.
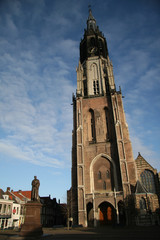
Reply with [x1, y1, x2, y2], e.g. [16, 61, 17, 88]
[106, 170, 110, 179]
[89, 109, 96, 142]
[96, 81, 99, 94]
[98, 39, 103, 55]
[93, 80, 99, 95]
[83, 80, 87, 96]
[98, 171, 102, 179]
[91, 63, 99, 95]
[103, 181, 106, 190]
[104, 107, 110, 139]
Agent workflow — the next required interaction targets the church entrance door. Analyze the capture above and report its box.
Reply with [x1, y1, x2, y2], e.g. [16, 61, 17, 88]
[99, 202, 115, 225]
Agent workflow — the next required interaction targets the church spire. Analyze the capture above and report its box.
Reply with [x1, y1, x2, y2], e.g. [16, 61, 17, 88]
[87, 7, 97, 31]
[80, 8, 109, 63]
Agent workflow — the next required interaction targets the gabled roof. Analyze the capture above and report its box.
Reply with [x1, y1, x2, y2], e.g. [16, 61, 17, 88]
[4, 190, 31, 203]
[4, 191, 16, 201]
[135, 153, 155, 171]
[135, 180, 148, 194]
[11, 191, 31, 201]
[18, 191, 31, 200]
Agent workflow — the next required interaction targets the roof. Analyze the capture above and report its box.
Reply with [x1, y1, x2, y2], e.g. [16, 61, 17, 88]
[135, 180, 148, 194]
[4, 190, 31, 202]
[135, 153, 155, 172]
[0, 189, 5, 198]
[12, 191, 31, 201]
[19, 191, 31, 199]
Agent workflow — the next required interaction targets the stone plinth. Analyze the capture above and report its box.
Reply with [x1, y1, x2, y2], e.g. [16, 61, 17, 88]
[19, 201, 43, 237]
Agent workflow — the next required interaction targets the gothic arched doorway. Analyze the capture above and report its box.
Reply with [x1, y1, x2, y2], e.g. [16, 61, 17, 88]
[87, 202, 94, 227]
[99, 202, 115, 225]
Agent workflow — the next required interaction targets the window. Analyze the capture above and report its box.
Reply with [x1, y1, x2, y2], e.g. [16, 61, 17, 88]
[96, 81, 99, 94]
[20, 206, 23, 215]
[103, 181, 106, 190]
[91, 63, 99, 95]
[7, 205, 11, 214]
[3, 204, 6, 213]
[104, 107, 110, 139]
[83, 80, 87, 96]
[93, 80, 99, 95]
[0, 204, 2, 213]
[139, 197, 146, 210]
[98, 171, 102, 179]
[13, 207, 16, 214]
[98, 39, 103, 55]
[89, 109, 96, 142]
[140, 170, 156, 193]
[5, 220, 8, 227]
[106, 170, 110, 179]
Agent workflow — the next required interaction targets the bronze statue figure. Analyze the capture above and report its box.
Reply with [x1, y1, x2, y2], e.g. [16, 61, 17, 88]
[31, 176, 40, 201]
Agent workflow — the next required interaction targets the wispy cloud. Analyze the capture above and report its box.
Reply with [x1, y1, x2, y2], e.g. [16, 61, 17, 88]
[0, 0, 79, 169]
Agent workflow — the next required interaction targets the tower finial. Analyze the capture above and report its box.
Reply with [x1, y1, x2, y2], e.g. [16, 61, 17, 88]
[88, 4, 91, 12]
[87, 5, 96, 31]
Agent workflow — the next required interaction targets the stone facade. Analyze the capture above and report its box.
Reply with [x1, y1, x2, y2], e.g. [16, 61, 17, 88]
[70, 9, 160, 227]
[134, 154, 160, 225]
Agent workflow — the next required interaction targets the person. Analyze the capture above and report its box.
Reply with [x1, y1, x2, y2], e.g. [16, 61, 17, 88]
[31, 176, 40, 201]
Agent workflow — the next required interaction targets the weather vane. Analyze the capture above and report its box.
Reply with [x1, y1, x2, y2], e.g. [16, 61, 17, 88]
[88, 4, 91, 12]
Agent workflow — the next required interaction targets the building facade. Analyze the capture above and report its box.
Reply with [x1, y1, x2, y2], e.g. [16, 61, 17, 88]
[70, 9, 160, 227]
[40, 196, 67, 227]
[134, 153, 160, 225]
[0, 191, 13, 229]
[0, 188, 31, 229]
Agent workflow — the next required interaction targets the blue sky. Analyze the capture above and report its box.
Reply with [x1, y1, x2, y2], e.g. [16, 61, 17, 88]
[0, 0, 160, 202]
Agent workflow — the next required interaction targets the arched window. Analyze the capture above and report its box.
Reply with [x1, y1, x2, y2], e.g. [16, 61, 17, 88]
[98, 171, 102, 179]
[140, 170, 156, 193]
[89, 109, 96, 142]
[139, 197, 146, 210]
[98, 39, 103, 55]
[104, 107, 110, 139]
[91, 64, 99, 95]
[93, 80, 99, 95]
[106, 170, 110, 179]
[103, 181, 106, 190]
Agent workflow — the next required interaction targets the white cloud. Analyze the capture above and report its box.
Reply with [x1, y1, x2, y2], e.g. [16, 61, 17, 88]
[0, 140, 64, 168]
[0, 28, 75, 168]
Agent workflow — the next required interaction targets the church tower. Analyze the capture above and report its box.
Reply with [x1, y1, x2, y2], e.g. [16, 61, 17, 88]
[71, 9, 137, 227]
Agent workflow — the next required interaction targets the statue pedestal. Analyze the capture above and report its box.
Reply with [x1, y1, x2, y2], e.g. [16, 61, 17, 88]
[19, 201, 43, 237]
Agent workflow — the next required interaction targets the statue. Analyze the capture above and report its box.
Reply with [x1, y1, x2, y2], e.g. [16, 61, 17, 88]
[20, 176, 43, 237]
[31, 176, 40, 201]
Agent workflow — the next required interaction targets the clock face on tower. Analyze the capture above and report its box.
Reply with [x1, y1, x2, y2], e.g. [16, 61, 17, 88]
[88, 46, 98, 54]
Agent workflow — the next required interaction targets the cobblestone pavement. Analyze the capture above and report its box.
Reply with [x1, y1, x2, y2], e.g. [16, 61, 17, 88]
[0, 226, 160, 240]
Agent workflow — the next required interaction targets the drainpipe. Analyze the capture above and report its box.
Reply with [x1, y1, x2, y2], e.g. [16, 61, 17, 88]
[114, 188, 119, 225]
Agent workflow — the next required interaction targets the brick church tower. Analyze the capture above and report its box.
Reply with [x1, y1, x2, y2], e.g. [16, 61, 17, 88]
[71, 9, 138, 227]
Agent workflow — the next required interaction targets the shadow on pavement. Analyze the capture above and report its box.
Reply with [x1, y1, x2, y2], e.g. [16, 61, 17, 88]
[0, 226, 160, 240]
